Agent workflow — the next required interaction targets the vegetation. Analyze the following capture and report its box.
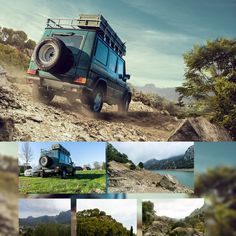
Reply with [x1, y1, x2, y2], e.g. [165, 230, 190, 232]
[0, 27, 36, 50]
[138, 162, 144, 169]
[77, 208, 136, 236]
[0, 43, 30, 70]
[19, 170, 106, 194]
[0, 26, 36, 72]
[177, 38, 236, 138]
[142, 201, 155, 227]
[195, 166, 236, 236]
[132, 89, 181, 116]
[20, 223, 70, 236]
[142, 200, 204, 236]
[106, 143, 135, 166]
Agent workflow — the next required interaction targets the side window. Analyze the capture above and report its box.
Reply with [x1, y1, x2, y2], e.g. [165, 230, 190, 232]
[117, 58, 124, 77]
[95, 39, 108, 65]
[108, 50, 117, 72]
[59, 152, 65, 164]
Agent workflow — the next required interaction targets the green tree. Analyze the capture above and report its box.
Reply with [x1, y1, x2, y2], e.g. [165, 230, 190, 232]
[176, 38, 236, 138]
[130, 226, 133, 236]
[142, 201, 155, 226]
[25, 39, 36, 50]
[138, 162, 144, 169]
[195, 167, 236, 236]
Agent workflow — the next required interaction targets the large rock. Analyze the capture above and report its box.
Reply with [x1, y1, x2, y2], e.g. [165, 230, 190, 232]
[168, 117, 231, 141]
[159, 174, 178, 191]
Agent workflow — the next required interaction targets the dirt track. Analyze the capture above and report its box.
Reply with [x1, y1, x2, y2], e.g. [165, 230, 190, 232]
[0, 77, 181, 141]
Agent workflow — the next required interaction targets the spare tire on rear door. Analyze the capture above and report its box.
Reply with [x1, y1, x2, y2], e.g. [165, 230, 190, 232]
[39, 156, 52, 168]
[34, 37, 74, 74]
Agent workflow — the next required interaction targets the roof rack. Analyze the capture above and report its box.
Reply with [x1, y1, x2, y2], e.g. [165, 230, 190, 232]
[46, 14, 126, 56]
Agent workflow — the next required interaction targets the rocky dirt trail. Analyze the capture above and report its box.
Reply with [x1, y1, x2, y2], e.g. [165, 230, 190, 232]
[0, 76, 182, 141]
[108, 161, 193, 193]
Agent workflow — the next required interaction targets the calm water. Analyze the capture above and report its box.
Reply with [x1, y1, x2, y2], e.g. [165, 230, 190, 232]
[152, 170, 194, 188]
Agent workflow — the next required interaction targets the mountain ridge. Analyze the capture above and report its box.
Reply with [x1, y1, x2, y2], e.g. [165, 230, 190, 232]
[19, 210, 71, 226]
[144, 145, 194, 170]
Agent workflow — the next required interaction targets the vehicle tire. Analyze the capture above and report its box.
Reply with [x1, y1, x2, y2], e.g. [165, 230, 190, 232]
[39, 156, 52, 168]
[89, 87, 104, 112]
[40, 171, 45, 178]
[32, 84, 54, 104]
[34, 37, 74, 74]
[72, 169, 76, 177]
[118, 93, 131, 113]
[61, 169, 67, 179]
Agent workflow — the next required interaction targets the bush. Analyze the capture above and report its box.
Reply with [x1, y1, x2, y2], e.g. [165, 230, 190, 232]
[129, 163, 136, 170]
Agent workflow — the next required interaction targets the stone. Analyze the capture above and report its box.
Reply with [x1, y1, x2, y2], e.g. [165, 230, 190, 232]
[168, 117, 232, 141]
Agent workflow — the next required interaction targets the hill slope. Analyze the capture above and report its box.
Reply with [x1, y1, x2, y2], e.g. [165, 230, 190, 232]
[108, 161, 193, 193]
[77, 208, 135, 236]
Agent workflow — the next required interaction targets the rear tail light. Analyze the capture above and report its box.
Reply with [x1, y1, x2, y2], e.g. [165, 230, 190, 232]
[27, 69, 37, 75]
[74, 76, 87, 85]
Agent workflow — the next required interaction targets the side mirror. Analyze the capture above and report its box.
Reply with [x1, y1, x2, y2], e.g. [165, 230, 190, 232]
[124, 74, 131, 80]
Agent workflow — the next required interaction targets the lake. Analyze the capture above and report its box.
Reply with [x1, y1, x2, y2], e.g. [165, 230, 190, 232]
[152, 170, 194, 188]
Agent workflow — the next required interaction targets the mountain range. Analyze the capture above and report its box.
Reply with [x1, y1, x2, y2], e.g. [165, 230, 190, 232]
[133, 84, 179, 102]
[143, 145, 194, 170]
[19, 210, 71, 226]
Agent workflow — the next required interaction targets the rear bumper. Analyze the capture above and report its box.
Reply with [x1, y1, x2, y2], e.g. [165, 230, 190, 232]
[40, 168, 59, 174]
[26, 76, 92, 94]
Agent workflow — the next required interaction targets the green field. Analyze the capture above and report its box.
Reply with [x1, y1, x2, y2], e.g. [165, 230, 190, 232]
[19, 170, 106, 194]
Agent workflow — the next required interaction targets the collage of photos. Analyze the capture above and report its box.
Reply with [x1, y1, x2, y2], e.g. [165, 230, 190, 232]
[0, 0, 236, 236]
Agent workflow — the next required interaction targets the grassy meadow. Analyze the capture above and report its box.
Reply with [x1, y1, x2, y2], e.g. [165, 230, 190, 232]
[19, 170, 106, 194]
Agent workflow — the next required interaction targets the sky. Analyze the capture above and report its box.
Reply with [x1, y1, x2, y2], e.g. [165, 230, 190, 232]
[77, 199, 137, 233]
[146, 198, 204, 219]
[19, 198, 71, 218]
[111, 142, 193, 164]
[18, 142, 106, 167]
[0, 142, 18, 158]
[0, 0, 235, 87]
[195, 142, 236, 173]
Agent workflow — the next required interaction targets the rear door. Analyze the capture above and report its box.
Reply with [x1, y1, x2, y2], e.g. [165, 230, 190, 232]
[90, 37, 116, 101]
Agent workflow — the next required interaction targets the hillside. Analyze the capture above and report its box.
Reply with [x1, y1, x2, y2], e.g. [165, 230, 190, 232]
[77, 208, 136, 236]
[106, 143, 135, 166]
[143, 202, 205, 236]
[108, 161, 193, 193]
[19, 210, 71, 226]
[144, 145, 194, 170]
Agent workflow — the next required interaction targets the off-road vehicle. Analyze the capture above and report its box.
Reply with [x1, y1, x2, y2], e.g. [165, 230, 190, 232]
[38, 144, 76, 178]
[26, 14, 132, 112]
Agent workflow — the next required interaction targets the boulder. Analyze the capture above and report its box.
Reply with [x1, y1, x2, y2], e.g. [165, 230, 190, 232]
[168, 117, 231, 141]
[159, 174, 178, 191]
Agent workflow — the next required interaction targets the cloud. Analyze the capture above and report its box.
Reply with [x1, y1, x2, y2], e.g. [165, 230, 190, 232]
[110, 142, 194, 164]
[144, 198, 204, 219]
[77, 199, 137, 232]
[19, 198, 71, 218]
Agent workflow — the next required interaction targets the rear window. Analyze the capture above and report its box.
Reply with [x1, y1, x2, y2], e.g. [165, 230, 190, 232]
[55, 35, 83, 54]
[95, 39, 108, 65]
